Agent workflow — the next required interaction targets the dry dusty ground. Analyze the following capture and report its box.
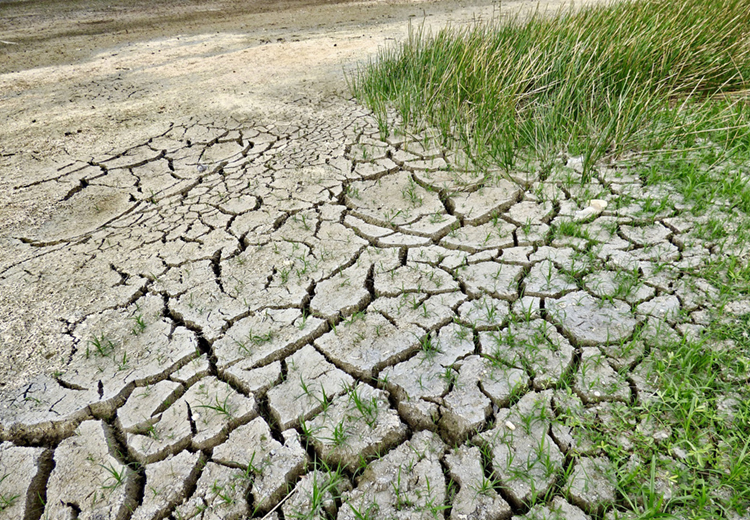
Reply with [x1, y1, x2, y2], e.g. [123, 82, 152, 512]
[1, 0, 550, 388]
[2, 0, 745, 519]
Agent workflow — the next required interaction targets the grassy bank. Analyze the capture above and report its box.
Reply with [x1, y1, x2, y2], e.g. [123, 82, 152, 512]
[351, 0, 750, 182]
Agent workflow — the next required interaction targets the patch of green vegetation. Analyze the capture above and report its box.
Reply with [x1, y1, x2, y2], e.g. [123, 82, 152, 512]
[551, 314, 750, 518]
[649, 333, 746, 516]
[351, 0, 750, 183]
[556, 220, 590, 240]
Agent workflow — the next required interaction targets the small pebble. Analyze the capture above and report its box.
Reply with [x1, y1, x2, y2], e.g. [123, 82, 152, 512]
[505, 420, 516, 431]
[672, 447, 688, 460]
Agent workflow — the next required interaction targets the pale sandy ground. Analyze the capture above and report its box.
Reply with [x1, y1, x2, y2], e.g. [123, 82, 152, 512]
[0, 0, 606, 232]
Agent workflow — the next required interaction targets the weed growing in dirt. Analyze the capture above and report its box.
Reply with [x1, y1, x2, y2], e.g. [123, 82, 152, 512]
[87, 334, 115, 358]
[129, 314, 146, 335]
[99, 462, 126, 491]
[287, 464, 347, 520]
[235, 328, 274, 355]
[195, 394, 235, 419]
[346, 384, 380, 427]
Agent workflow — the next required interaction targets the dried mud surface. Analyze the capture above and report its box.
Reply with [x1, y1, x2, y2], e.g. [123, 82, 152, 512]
[4, 0, 741, 518]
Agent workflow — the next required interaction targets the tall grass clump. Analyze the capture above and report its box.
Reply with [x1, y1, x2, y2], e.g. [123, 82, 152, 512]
[351, 0, 750, 174]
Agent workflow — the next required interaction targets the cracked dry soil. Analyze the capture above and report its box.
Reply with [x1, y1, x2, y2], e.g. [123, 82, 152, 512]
[1, 0, 740, 519]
